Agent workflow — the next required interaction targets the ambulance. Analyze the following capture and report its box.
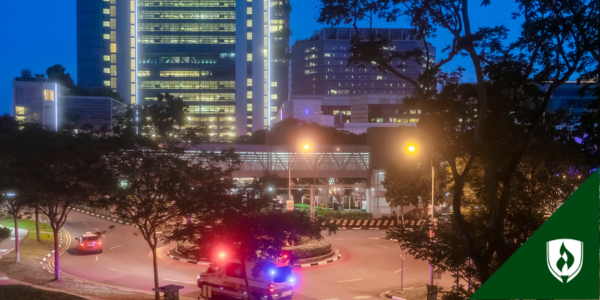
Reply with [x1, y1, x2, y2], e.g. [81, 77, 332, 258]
[197, 259, 294, 300]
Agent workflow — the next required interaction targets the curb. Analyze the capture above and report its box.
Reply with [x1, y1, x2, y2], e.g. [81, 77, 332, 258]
[167, 247, 211, 265]
[292, 250, 341, 268]
[73, 208, 140, 230]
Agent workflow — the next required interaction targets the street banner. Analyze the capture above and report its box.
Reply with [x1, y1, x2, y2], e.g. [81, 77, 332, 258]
[471, 171, 599, 299]
[286, 200, 294, 211]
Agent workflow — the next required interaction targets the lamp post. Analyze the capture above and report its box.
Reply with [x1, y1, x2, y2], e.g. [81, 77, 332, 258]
[407, 144, 435, 286]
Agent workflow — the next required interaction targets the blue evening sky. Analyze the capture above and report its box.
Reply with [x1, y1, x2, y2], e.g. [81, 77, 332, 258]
[0, 0, 520, 115]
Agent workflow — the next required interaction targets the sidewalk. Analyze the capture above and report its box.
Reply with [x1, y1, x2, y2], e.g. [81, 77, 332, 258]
[0, 225, 28, 261]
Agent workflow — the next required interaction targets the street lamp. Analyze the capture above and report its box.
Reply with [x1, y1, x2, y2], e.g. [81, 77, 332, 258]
[405, 143, 436, 286]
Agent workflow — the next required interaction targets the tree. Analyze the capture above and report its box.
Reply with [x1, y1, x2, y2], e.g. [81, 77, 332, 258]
[382, 162, 434, 224]
[235, 118, 367, 145]
[318, 0, 596, 290]
[20, 128, 113, 281]
[102, 136, 240, 300]
[46, 64, 75, 89]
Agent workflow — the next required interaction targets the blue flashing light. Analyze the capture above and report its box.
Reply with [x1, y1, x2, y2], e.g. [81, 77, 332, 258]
[305, 109, 308, 115]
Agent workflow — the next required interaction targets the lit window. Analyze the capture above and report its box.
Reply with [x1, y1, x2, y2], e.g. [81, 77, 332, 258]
[247, 78, 252, 86]
[247, 53, 252, 61]
[138, 71, 150, 77]
[44, 90, 54, 101]
[103, 34, 110, 39]
[103, 55, 110, 61]
[104, 81, 111, 87]
[15, 106, 25, 115]
[247, 104, 252, 112]
[271, 82, 277, 87]
[376, 76, 383, 80]
[103, 8, 110, 14]
[110, 43, 117, 53]
[103, 21, 110, 27]
[104, 68, 110, 74]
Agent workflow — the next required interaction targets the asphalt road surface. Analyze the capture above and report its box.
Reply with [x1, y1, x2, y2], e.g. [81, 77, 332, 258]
[54, 210, 453, 300]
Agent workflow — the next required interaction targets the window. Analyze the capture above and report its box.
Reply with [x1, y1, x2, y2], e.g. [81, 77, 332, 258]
[103, 34, 110, 39]
[82, 236, 99, 241]
[247, 53, 252, 61]
[103, 8, 110, 14]
[376, 75, 383, 80]
[104, 68, 110, 74]
[44, 90, 54, 101]
[15, 106, 25, 115]
[138, 71, 150, 77]
[103, 55, 110, 61]
[110, 43, 117, 53]
[247, 104, 252, 111]
[103, 21, 110, 27]
[220, 117, 235, 121]
[160, 71, 199, 77]
[104, 81, 111, 87]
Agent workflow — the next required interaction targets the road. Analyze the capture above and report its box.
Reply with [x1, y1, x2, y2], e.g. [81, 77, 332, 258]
[54, 211, 453, 299]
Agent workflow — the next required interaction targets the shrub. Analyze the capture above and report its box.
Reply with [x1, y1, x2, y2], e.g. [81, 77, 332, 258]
[0, 227, 12, 239]
[283, 238, 332, 259]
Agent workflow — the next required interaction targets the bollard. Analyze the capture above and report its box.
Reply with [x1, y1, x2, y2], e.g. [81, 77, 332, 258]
[152, 284, 184, 300]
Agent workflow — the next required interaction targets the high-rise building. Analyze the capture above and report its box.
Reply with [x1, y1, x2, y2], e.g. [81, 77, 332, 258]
[291, 28, 435, 96]
[76, 0, 290, 140]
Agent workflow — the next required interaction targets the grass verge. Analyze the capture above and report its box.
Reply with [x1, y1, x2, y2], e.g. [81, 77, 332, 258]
[387, 286, 428, 300]
[0, 218, 54, 241]
[0, 235, 153, 300]
[0, 284, 87, 300]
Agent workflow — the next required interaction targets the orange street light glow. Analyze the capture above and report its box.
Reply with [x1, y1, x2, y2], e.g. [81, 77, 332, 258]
[303, 144, 310, 150]
[408, 145, 416, 153]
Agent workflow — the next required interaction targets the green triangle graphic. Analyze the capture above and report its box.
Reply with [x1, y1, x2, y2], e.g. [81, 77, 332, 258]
[471, 171, 599, 299]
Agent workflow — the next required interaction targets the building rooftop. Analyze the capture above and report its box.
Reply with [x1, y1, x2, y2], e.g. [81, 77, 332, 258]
[294, 27, 418, 45]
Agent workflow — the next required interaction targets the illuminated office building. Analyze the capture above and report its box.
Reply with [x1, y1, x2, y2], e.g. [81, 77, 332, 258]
[77, 0, 290, 140]
[291, 28, 435, 96]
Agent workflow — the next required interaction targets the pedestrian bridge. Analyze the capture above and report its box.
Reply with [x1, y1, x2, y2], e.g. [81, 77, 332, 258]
[187, 144, 371, 179]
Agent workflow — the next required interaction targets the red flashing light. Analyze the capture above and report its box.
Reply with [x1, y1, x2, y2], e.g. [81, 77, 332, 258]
[218, 251, 226, 259]
[283, 254, 288, 259]
[269, 284, 274, 293]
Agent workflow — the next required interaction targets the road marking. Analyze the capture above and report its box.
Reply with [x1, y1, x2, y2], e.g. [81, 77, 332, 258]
[353, 296, 372, 299]
[164, 278, 195, 284]
[83, 222, 88, 225]
[322, 299, 340, 300]
[374, 244, 387, 248]
[110, 245, 122, 250]
[367, 237, 384, 240]
[0, 249, 7, 252]
[0, 277, 9, 280]
[96, 256, 98, 261]
[394, 269, 402, 273]
[156, 231, 162, 234]
[338, 278, 363, 283]
[108, 268, 115, 271]
[327, 238, 344, 241]
[95, 228, 100, 231]
[67, 217, 73, 220]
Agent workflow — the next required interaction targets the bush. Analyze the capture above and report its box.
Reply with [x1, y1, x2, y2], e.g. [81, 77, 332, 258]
[283, 238, 331, 259]
[0, 227, 12, 239]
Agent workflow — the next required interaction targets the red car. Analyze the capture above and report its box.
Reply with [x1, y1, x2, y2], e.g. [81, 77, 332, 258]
[75, 232, 103, 254]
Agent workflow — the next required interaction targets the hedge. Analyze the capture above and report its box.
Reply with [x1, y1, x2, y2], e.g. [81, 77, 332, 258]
[0, 226, 12, 239]
[283, 238, 332, 259]
[294, 203, 372, 220]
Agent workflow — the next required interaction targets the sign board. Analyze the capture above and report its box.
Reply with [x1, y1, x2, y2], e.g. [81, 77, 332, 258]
[286, 200, 294, 211]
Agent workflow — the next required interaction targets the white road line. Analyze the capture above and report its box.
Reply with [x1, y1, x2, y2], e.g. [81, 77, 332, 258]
[83, 222, 88, 225]
[95, 256, 98, 261]
[163, 278, 195, 284]
[110, 245, 122, 250]
[95, 228, 100, 231]
[0, 277, 9, 281]
[338, 278, 363, 283]
[327, 238, 344, 241]
[322, 298, 340, 300]
[108, 268, 115, 271]
[394, 269, 402, 273]
[67, 217, 73, 220]
[353, 296, 372, 299]
[374, 244, 387, 248]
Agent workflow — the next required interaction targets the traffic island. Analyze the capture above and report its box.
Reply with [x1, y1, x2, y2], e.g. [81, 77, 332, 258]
[169, 238, 342, 268]
[384, 286, 428, 300]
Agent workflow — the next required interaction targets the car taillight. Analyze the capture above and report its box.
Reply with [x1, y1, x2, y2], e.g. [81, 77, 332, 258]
[269, 284, 274, 293]
[98, 241, 102, 245]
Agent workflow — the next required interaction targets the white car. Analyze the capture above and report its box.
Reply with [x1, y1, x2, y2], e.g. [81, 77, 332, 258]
[198, 259, 294, 300]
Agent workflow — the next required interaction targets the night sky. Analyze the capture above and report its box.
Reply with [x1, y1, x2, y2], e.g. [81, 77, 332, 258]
[0, 0, 521, 115]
